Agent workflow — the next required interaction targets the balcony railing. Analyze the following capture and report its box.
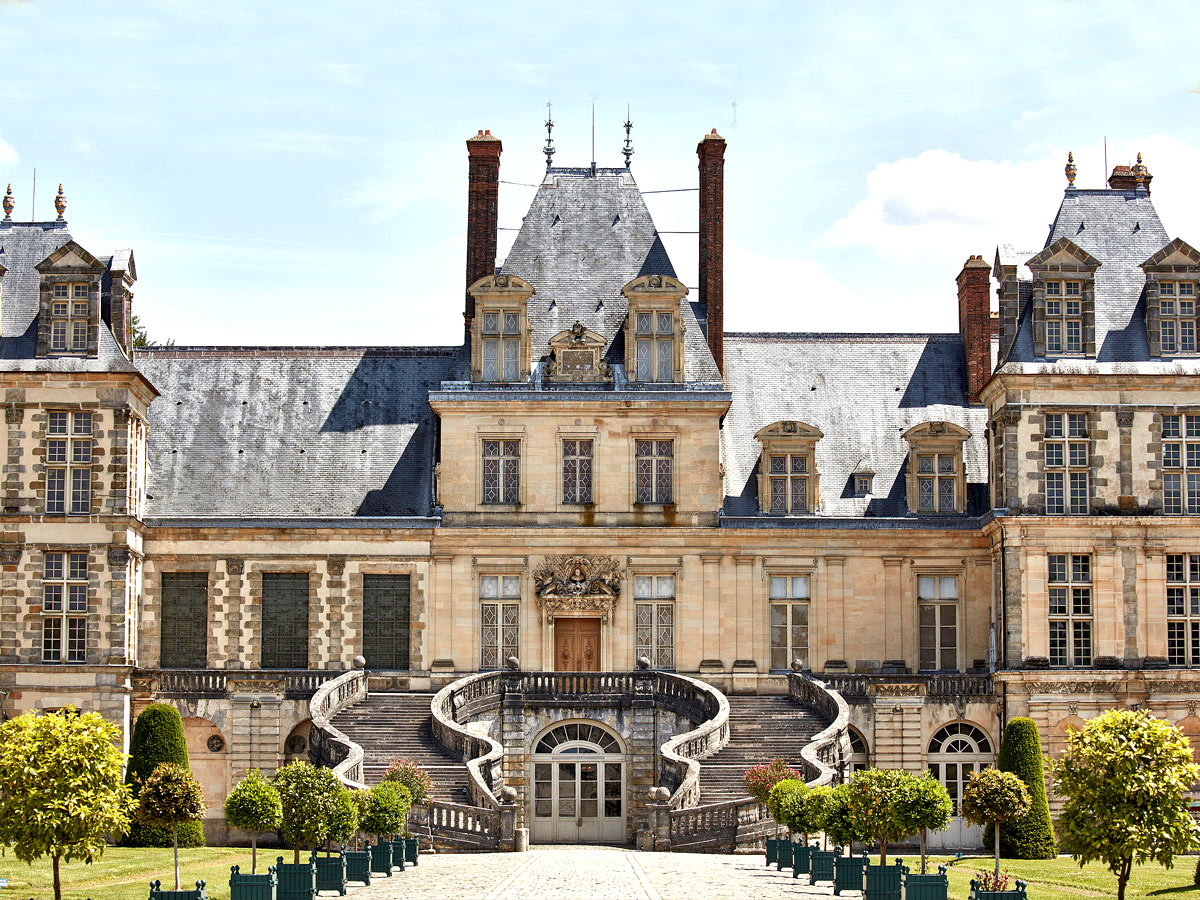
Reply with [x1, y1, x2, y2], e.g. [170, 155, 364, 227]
[818, 672, 994, 700]
[134, 668, 339, 699]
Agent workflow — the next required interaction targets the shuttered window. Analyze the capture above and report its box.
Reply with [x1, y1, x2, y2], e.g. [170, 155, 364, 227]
[362, 574, 411, 670]
[261, 573, 310, 669]
[160, 572, 209, 668]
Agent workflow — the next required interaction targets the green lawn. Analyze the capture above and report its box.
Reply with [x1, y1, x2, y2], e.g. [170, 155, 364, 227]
[923, 854, 1200, 899]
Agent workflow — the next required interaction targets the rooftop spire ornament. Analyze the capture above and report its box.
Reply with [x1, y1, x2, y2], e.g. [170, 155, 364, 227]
[2, 184, 12, 220]
[622, 104, 634, 168]
[543, 102, 555, 168]
[1133, 152, 1147, 187]
[53, 184, 66, 220]
[1064, 151, 1077, 188]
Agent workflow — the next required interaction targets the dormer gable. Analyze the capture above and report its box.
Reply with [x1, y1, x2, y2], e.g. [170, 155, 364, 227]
[622, 274, 687, 383]
[754, 420, 823, 515]
[1025, 237, 1101, 358]
[1142, 238, 1200, 357]
[468, 273, 534, 383]
[545, 321, 611, 383]
[902, 421, 970, 515]
[34, 239, 105, 359]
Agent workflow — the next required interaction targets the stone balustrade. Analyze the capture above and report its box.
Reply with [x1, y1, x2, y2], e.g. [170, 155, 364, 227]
[819, 672, 995, 701]
[308, 668, 369, 788]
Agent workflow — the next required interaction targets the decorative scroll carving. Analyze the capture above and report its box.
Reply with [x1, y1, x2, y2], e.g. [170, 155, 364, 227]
[1026, 681, 1120, 694]
[1001, 408, 1021, 427]
[112, 407, 131, 425]
[1145, 680, 1200, 694]
[872, 683, 922, 697]
[0, 544, 22, 566]
[327, 556, 346, 577]
[228, 678, 285, 693]
[545, 321, 611, 383]
[5, 406, 23, 425]
[533, 554, 623, 623]
[107, 547, 131, 569]
[1116, 408, 1135, 429]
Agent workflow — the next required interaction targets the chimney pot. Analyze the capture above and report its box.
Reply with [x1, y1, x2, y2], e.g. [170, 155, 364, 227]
[465, 131, 503, 340]
[957, 256, 992, 404]
[697, 130, 727, 375]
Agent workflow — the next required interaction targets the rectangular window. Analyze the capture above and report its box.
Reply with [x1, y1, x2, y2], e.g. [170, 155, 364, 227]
[562, 439, 593, 504]
[481, 310, 521, 382]
[48, 282, 90, 353]
[634, 575, 675, 669]
[1162, 414, 1200, 514]
[634, 311, 675, 382]
[45, 410, 92, 515]
[159, 572, 209, 669]
[768, 453, 810, 514]
[260, 573, 310, 669]
[1166, 554, 1200, 667]
[1160, 281, 1198, 355]
[916, 453, 957, 514]
[480, 575, 519, 670]
[918, 575, 959, 671]
[482, 439, 520, 504]
[1048, 553, 1092, 667]
[1044, 412, 1088, 514]
[769, 575, 810, 671]
[42, 551, 88, 663]
[635, 439, 673, 504]
[362, 574, 411, 670]
[1044, 280, 1084, 354]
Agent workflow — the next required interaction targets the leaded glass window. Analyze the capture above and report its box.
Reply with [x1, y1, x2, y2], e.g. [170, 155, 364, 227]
[1048, 553, 1091, 667]
[261, 572, 310, 669]
[42, 550, 88, 663]
[769, 575, 810, 670]
[1161, 414, 1200, 514]
[562, 439, 593, 504]
[481, 309, 521, 382]
[1044, 412, 1089, 515]
[768, 453, 810, 514]
[482, 439, 520, 504]
[1159, 281, 1198, 355]
[1045, 279, 1083, 354]
[160, 572, 208, 669]
[634, 575, 674, 669]
[46, 410, 92, 515]
[48, 282, 90, 353]
[634, 311, 674, 382]
[1166, 554, 1200, 667]
[480, 574, 519, 670]
[363, 574, 411, 670]
[915, 453, 957, 514]
[635, 440, 673, 504]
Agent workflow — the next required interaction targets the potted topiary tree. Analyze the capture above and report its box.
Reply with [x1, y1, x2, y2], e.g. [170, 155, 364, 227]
[845, 769, 915, 898]
[272, 761, 345, 899]
[766, 778, 806, 871]
[314, 787, 356, 895]
[986, 717, 1056, 860]
[344, 790, 373, 886]
[137, 763, 207, 896]
[781, 784, 826, 876]
[382, 758, 433, 864]
[961, 767, 1031, 884]
[124, 703, 206, 849]
[223, 770, 281, 875]
[893, 772, 953, 874]
[360, 781, 410, 874]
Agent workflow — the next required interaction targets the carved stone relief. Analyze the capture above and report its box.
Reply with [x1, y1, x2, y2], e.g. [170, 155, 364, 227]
[533, 554, 623, 623]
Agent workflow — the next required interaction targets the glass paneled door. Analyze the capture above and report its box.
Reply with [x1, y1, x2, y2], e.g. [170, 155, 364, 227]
[530, 722, 625, 844]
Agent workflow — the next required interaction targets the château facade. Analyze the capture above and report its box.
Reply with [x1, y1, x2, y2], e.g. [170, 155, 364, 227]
[0, 136, 1196, 849]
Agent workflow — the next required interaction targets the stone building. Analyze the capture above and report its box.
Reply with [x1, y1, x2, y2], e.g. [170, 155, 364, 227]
[0, 136, 1195, 850]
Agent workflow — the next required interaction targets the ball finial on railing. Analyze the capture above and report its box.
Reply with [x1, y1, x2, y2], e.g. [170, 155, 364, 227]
[650, 786, 670, 802]
[499, 785, 518, 803]
[352, 655, 366, 669]
[791, 659, 805, 673]
[505, 655, 520, 670]
[636, 656, 651, 670]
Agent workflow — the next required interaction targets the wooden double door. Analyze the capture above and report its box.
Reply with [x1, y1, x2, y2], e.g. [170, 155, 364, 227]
[554, 617, 601, 671]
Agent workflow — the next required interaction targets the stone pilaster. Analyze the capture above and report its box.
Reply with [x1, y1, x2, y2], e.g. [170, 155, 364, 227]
[628, 667, 658, 838]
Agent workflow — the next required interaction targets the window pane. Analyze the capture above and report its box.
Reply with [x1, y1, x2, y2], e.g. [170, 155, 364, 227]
[918, 576, 936, 599]
[362, 574, 411, 670]
[160, 572, 209, 668]
[769, 576, 787, 599]
[940, 576, 958, 598]
[260, 573, 309, 669]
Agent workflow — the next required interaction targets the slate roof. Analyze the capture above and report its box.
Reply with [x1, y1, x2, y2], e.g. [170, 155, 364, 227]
[998, 187, 1179, 372]
[500, 167, 721, 383]
[136, 347, 465, 518]
[720, 333, 989, 520]
[0, 221, 140, 373]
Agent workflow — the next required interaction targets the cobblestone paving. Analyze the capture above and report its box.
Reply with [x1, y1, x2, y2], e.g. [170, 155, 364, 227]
[351, 846, 842, 899]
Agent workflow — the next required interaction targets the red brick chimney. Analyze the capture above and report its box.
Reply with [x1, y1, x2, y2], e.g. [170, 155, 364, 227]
[957, 255, 992, 404]
[465, 130, 502, 339]
[697, 129, 726, 375]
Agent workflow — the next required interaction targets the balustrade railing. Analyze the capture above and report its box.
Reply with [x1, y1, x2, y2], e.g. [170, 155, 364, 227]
[518, 671, 634, 697]
[308, 669, 369, 789]
[655, 672, 729, 809]
[134, 668, 337, 698]
[430, 672, 505, 810]
[817, 672, 994, 700]
[788, 671, 852, 787]
[664, 796, 773, 850]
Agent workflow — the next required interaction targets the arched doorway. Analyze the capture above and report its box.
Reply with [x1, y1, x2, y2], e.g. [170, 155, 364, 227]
[530, 721, 625, 844]
[848, 727, 870, 774]
[926, 721, 993, 850]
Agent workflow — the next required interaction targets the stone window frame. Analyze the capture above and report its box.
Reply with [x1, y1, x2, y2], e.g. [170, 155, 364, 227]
[1041, 409, 1092, 516]
[902, 422, 969, 516]
[621, 275, 687, 384]
[141, 558, 221, 669]
[126, 412, 148, 518]
[40, 548, 89, 664]
[477, 430, 524, 507]
[1166, 553, 1200, 667]
[1155, 279, 1199, 355]
[1026, 238, 1099, 359]
[560, 436, 595, 506]
[631, 431, 677, 507]
[476, 567, 523, 671]
[1159, 412, 1200, 514]
[1047, 552, 1093, 668]
[44, 409, 95, 516]
[353, 561, 427, 672]
[47, 282, 91, 354]
[247, 564, 320, 671]
[1141, 238, 1200, 358]
[754, 421, 823, 516]
[915, 568, 961, 673]
[34, 240, 105, 360]
[630, 568, 677, 671]
[767, 569, 813, 672]
[467, 274, 534, 384]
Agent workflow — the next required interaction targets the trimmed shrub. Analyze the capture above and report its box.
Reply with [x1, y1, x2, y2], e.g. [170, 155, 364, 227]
[382, 758, 434, 808]
[123, 704, 205, 847]
[743, 759, 802, 805]
[766, 778, 807, 828]
[224, 770, 282, 873]
[983, 717, 1056, 859]
[361, 781, 413, 839]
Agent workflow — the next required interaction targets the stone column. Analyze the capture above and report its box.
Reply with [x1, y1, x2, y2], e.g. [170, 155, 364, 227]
[1117, 408, 1136, 510]
[4, 401, 25, 515]
[628, 666, 658, 839]
[499, 665, 527, 827]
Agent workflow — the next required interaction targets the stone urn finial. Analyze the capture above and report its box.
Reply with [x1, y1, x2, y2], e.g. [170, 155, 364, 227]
[54, 184, 66, 220]
[791, 659, 805, 673]
[650, 786, 670, 802]
[505, 655, 520, 671]
[498, 786, 517, 803]
[2, 184, 12, 220]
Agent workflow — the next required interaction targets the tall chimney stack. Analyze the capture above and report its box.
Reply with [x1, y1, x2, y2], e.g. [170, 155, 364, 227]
[697, 129, 726, 375]
[465, 130, 502, 339]
[957, 255, 992, 404]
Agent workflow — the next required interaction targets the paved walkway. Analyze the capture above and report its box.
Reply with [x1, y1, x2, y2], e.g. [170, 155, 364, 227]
[352, 846, 842, 899]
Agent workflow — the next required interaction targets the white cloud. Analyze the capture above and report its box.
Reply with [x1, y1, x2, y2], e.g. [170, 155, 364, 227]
[0, 134, 17, 167]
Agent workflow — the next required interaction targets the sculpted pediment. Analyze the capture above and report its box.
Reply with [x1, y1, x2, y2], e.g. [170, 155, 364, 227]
[533, 554, 623, 623]
[1141, 238, 1200, 270]
[34, 239, 105, 274]
[546, 321, 611, 383]
[755, 420, 824, 441]
[1025, 238, 1100, 271]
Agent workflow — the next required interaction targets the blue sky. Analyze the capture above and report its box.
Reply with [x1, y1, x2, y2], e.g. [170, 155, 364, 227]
[0, 0, 1197, 346]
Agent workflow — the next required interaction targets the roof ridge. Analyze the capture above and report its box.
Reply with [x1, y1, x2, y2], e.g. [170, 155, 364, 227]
[725, 331, 960, 341]
[136, 345, 462, 358]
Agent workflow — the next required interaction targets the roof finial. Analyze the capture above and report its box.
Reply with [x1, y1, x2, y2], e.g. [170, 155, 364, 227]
[622, 104, 634, 168]
[543, 102, 555, 168]
[590, 100, 596, 177]
[2, 184, 12, 220]
[1133, 152, 1147, 187]
[53, 183, 66, 220]
[1064, 151, 1077, 188]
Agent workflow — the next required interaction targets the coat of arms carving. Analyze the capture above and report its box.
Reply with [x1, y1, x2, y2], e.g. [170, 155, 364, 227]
[533, 554, 623, 622]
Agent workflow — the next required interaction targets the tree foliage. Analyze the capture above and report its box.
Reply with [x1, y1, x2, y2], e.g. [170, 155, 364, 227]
[766, 778, 806, 827]
[987, 717, 1056, 859]
[962, 767, 1031, 880]
[0, 707, 138, 900]
[1051, 709, 1200, 900]
[272, 761, 347, 863]
[791, 784, 833, 840]
[360, 781, 412, 838]
[822, 783, 863, 850]
[846, 768, 920, 863]
[124, 703, 204, 848]
[326, 787, 359, 850]
[137, 763, 205, 890]
[893, 773, 953, 873]
[223, 770, 282, 873]
[743, 759, 802, 805]
[382, 758, 434, 807]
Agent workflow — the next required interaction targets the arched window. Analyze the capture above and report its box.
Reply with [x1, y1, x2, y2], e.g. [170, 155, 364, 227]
[848, 727, 870, 773]
[927, 722, 993, 814]
[534, 721, 622, 755]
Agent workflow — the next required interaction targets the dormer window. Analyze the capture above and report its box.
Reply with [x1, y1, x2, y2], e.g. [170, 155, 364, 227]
[622, 274, 687, 384]
[853, 473, 874, 497]
[903, 422, 969, 515]
[635, 311, 674, 382]
[49, 283, 90, 353]
[468, 274, 534, 384]
[755, 421, 823, 515]
[1044, 280, 1083, 354]
[481, 309, 521, 382]
[1159, 281, 1198, 354]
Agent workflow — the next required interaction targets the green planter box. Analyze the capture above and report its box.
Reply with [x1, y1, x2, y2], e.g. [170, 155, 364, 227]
[969, 879, 1028, 900]
[230, 864, 276, 900]
[273, 855, 316, 900]
[314, 853, 347, 895]
[865, 858, 907, 900]
[369, 841, 393, 876]
[344, 850, 371, 886]
[833, 854, 868, 895]
[775, 839, 794, 871]
[149, 880, 207, 900]
[405, 836, 419, 865]
[386, 839, 407, 871]
[904, 866, 949, 900]
[791, 843, 816, 879]
[765, 836, 781, 866]
[809, 848, 839, 883]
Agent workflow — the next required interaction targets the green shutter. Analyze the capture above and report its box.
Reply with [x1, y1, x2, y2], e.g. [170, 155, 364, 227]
[261, 573, 310, 669]
[160, 572, 208, 668]
[362, 574, 411, 670]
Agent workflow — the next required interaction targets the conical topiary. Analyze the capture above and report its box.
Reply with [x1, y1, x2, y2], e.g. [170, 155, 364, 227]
[983, 717, 1056, 859]
[122, 703, 206, 847]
